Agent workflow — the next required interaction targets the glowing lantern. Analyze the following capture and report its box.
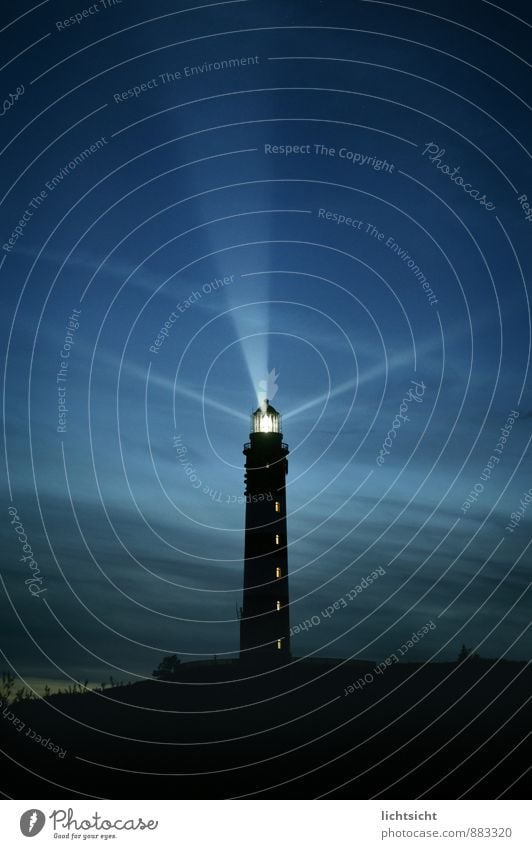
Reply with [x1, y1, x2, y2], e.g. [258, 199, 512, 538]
[251, 400, 281, 434]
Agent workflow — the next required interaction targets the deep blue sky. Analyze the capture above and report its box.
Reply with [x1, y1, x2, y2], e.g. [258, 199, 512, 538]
[1, 0, 531, 690]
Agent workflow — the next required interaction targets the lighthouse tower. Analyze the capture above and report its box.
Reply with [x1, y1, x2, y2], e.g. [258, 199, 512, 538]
[240, 400, 290, 664]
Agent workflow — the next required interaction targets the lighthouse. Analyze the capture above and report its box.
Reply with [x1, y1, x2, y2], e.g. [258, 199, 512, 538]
[240, 400, 290, 664]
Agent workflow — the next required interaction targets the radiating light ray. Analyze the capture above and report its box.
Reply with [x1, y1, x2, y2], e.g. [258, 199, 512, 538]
[284, 320, 459, 421]
[95, 345, 249, 422]
[171, 379, 249, 421]
[224, 284, 270, 403]
[284, 377, 357, 420]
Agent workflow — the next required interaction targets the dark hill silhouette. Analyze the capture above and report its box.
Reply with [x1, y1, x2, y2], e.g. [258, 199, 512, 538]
[2, 656, 531, 799]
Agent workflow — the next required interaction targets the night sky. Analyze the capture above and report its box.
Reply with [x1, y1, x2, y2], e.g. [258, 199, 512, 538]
[1, 0, 531, 692]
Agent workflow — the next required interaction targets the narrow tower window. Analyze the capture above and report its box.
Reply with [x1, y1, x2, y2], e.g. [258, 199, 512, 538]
[274, 501, 281, 512]
[275, 534, 280, 545]
[276, 600, 281, 611]
[275, 567, 281, 578]
[277, 639, 282, 650]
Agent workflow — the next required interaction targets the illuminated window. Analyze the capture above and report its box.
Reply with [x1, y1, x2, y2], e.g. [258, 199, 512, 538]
[276, 600, 281, 611]
[275, 501, 281, 513]
[277, 639, 282, 650]
[275, 567, 281, 578]
[275, 534, 280, 545]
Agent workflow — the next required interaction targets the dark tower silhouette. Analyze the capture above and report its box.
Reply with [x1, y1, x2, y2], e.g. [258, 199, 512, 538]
[240, 400, 290, 664]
